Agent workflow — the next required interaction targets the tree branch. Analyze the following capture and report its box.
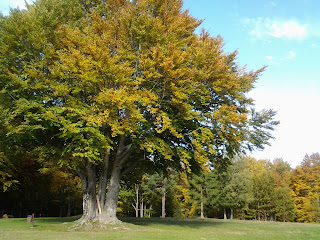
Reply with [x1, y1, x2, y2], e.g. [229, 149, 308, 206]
[120, 158, 143, 177]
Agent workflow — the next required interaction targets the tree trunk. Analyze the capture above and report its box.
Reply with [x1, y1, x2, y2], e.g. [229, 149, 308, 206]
[99, 166, 122, 223]
[230, 208, 233, 220]
[224, 207, 227, 220]
[77, 161, 98, 224]
[161, 186, 166, 218]
[77, 136, 133, 224]
[67, 191, 71, 217]
[140, 200, 144, 218]
[98, 149, 110, 209]
[200, 188, 204, 218]
[67, 202, 71, 217]
[149, 204, 153, 218]
[59, 189, 63, 217]
[135, 184, 139, 217]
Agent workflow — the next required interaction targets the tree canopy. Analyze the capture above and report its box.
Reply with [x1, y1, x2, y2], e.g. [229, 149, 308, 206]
[0, 0, 278, 224]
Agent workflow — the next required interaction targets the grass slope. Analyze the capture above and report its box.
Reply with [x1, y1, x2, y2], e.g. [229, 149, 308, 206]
[0, 216, 320, 240]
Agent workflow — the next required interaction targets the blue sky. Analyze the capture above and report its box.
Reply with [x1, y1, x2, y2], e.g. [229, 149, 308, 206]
[1, 0, 319, 167]
[183, 0, 320, 167]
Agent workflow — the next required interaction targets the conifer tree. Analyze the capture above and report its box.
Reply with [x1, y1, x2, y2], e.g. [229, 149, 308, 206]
[223, 156, 253, 219]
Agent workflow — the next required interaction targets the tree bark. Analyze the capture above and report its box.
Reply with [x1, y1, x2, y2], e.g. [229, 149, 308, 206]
[200, 187, 204, 218]
[140, 200, 144, 218]
[224, 207, 227, 220]
[148, 204, 153, 218]
[99, 136, 132, 223]
[77, 161, 98, 224]
[230, 208, 233, 220]
[76, 135, 133, 224]
[99, 165, 122, 223]
[67, 202, 71, 217]
[161, 185, 166, 218]
[98, 149, 110, 209]
[134, 184, 139, 217]
[59, 189, 63, 217]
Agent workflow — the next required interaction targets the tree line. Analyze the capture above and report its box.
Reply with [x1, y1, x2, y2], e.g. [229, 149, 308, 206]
[116, 153, 320, 223]
[1, 153, 319, 223]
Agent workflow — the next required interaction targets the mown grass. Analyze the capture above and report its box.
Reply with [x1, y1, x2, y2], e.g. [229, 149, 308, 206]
[1, 216, 320, 240]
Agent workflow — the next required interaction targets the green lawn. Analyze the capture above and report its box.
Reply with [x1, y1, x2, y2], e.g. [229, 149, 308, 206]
[1, 216, 320, 240]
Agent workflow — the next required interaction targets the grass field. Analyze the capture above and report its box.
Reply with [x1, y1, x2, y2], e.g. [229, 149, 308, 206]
[1, 216, 320, 240]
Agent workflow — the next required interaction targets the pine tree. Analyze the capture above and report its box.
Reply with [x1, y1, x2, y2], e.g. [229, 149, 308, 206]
[223, 156, 253, 219]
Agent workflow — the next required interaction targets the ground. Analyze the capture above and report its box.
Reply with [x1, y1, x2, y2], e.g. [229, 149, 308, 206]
[0, 216, 320, 240]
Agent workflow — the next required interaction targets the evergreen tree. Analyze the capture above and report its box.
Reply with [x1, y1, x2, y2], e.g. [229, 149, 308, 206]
[223, 156, 253, 219]
[189, 173, 207, 218]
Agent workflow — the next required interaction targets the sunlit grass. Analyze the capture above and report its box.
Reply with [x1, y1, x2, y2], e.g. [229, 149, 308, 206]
[1, 216, 320, 240]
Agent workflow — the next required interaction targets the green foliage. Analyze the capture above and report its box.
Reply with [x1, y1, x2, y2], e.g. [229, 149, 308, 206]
[0, 152, 18, 192]
[274, 185, 295, 222]
[223, 156, 253, 217]
[0, 0, 279, 221]
[188, 172, 206, 217]
[0, 0, 278, 173]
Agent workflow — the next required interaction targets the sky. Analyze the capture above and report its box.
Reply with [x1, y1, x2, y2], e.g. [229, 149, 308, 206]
[181, 0, 320, 167]
[1, 0, 319, 167]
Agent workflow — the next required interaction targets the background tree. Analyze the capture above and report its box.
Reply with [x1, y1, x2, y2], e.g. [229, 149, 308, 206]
[223, 156, 253, 219]
[188, 173, 207, 218]
[140, 173, 162, 218]
[205, 168, 228, 219]
[0, 0, 278, 224]
[249, 158, 276, 220]
[291, 153, 320, 223]
[271, 158, 295, 222]
[172, 172, 195, 218]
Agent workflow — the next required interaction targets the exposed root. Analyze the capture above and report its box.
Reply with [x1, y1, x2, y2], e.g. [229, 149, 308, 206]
[98, 216, 122, 225]
[68, 216, 124, 232]
[69, 215, 98, 231]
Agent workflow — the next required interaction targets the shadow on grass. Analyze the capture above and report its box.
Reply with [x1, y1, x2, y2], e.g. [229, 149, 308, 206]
[33, 216, 81, 224]
[120, 217, 225, 228]
[6, 216, 225, 231]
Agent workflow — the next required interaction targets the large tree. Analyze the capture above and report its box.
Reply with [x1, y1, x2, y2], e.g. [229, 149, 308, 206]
[0, 0, 278, 224]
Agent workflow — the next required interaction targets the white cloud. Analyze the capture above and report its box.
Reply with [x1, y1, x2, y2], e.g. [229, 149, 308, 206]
[265, 51, 296, 65]
[7, 0, 31, 9]
[268, 1, 277, 7]
[245, 18, 308, 41]
[0, 0, 32, 15]
[269, 21, 307, 40]
[282, 51, 296, 61]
